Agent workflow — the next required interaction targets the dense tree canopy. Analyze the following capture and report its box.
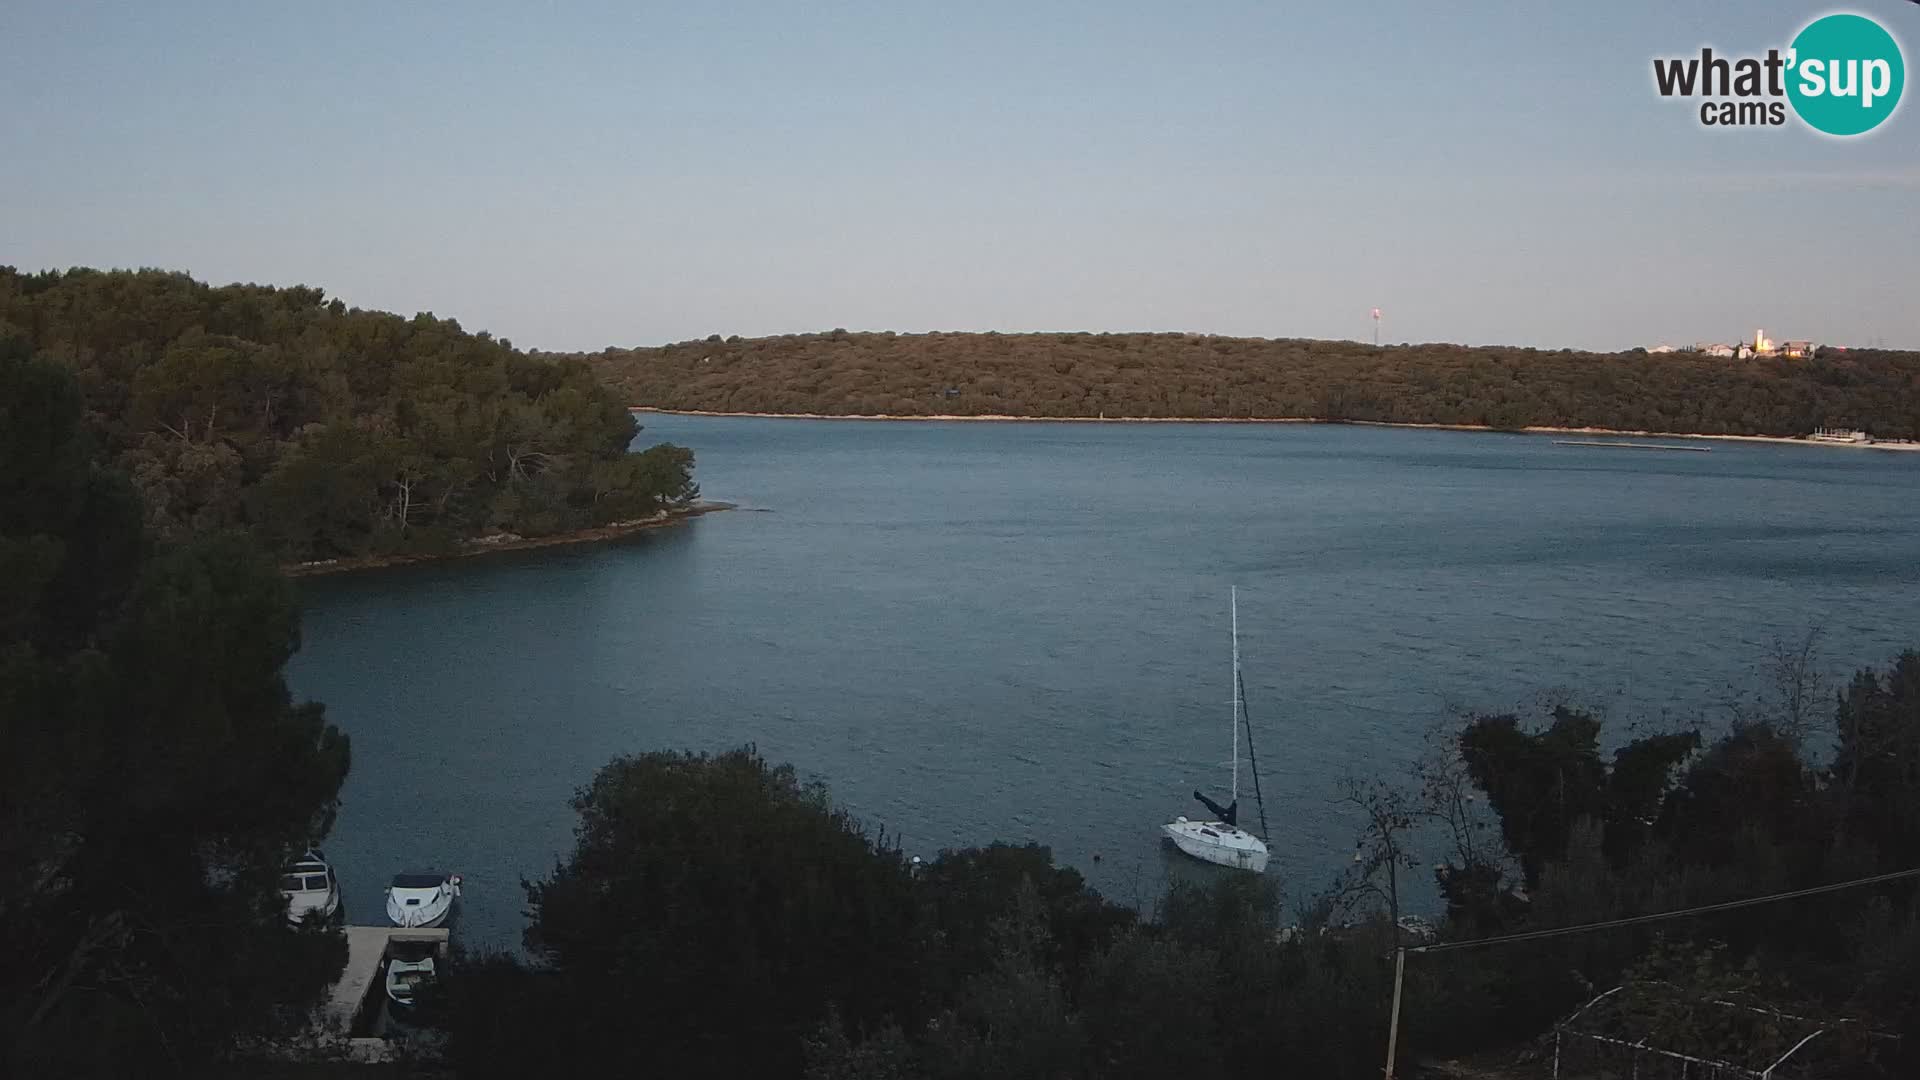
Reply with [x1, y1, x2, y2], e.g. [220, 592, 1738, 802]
[590, 330, 1920, 438]
[1416, 659, 1920, 1071]
[0, 354, 351, 1075]
[1459, 705, 1700, 887]
[450, 647, 1920, 1079]
[499, 747, 927, 1078]
[0, 267, 698, 562]
[447, 747, 1413, 1080]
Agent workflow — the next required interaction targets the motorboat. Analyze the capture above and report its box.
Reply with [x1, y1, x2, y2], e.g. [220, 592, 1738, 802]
[384, 940, 439, 1016]
[280, 849, 341, 925]
[384, 871, 461, 928]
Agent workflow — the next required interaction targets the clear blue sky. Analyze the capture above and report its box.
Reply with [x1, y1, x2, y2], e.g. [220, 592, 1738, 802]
[5, 1, 1917, 351]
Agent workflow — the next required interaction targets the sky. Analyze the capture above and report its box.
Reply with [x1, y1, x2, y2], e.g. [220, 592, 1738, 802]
[4, 1, 1918, 352]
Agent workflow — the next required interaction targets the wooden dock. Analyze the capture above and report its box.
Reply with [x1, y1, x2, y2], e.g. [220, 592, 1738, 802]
[325, 926, 449, 1033]
[1553, 440, 1711, 452]
[241, 926, 450, 1065]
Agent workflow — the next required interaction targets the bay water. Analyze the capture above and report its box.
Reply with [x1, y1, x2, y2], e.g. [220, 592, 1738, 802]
[288, 418, 1920, 945]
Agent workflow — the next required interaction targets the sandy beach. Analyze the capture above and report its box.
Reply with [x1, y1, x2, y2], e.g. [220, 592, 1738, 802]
[629, 408, 1920, 452]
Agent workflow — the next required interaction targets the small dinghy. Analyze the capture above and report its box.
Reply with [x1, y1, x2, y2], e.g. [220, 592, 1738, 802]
[280, 849, 341, 925]
[384, 940, 440, 1017]
[384, 871, 461, 928]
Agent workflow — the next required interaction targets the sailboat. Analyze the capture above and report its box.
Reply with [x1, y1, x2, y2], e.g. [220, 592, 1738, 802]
[1162, 587, 1271, 873]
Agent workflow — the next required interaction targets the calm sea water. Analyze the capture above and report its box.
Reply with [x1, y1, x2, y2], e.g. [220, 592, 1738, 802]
[287, 418, 1920, 945]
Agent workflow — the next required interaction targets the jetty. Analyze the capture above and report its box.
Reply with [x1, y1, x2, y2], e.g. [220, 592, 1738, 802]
[1553, 440, 1711, 453]
[239, 926, 450, 1065]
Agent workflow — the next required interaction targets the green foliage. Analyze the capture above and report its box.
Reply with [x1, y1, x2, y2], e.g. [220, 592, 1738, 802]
[1157, 861, 1281, 950]
[500, 747, 924, 1078]
[1431, 656, 1920, 1075]
[1077, 932, 1221, 1080]
[918, 887, 1086, 1080]
[1459, 706, 1699, 887]
[1606, 730, 1707, 862]
[805, 1015, 927, 1080]
[0, 267, 698, 561]
[591, 331, 1920, 437]
[1459, 706, 1609, 887]
[1657, 723, 1818, 872]
[455, 744, 1435, 1080]
[915, 843, 1135, 1004]
[1569, 940, 1822, 1072]
[445, 643, 1920, 1079]
[1832, 652, 1920, 867]
[0, 354, 350, 1075]
[441, 950, 575, 1079]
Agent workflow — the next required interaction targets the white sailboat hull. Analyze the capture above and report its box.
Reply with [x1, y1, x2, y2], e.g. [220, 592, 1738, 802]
[1163, 818, 1269, 874]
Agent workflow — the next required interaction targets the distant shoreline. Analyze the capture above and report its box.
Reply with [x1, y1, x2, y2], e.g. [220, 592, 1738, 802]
[282, 502, 732, 578]
[628, 408, 1920, 452]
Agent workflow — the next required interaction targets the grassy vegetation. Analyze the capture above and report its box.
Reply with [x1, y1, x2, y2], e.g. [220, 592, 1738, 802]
[585, 331, 1920, 438]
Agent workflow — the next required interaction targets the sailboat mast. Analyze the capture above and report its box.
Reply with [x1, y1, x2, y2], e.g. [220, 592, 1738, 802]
[1230, 586, 1240, 807]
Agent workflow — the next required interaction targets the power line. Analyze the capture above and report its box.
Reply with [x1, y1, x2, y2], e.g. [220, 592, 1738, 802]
[1408, 865, 1920, 955]
[1382, 866, 1920, 1077]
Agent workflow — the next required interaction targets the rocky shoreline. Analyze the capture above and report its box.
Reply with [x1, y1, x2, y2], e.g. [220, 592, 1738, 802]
[628, 408, 1920, 451]
[282, 502, 733, 577]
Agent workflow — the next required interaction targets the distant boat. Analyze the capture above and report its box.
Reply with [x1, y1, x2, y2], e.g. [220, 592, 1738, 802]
[1552, 440, 1710, 452]
[1809, 428, 1871, 444]
[280, 849, 341, 925]
[385, 871, 461, 928]
[1163, 587, 1271, 873]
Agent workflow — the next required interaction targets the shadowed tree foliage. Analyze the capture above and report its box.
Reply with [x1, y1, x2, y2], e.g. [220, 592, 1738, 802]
[914, 843, 1135, 1006]
[800, 839, 1404, 1080]
[589, 330, 1920, 437]
[1421, 660, 1920, 1076]
[442, 651, 1920, 1080]
[1832, 652, 1920, 868]
[1459, 706, 1699, 888]
[0, 354, 350, 1077]
[453, 747, 926, 1079]
[1655, 723, 1820, 872]
[0, 267, 698, 561]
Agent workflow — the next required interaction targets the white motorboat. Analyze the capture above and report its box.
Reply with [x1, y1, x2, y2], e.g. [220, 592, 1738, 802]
[384, 941, 440, 1016]
[280, 849, 341, 925]
[385, 871, 461, 928]
[1163, 587, 1272, 874]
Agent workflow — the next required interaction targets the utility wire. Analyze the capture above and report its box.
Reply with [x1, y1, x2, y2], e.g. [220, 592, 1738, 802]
[1408, 866, 1920, 955]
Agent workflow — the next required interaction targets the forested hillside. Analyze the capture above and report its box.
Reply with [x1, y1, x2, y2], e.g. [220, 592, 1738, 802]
[589, 331, 1920, 438]
[3, 352, 353, 1073]
[0, 268, 697, 562]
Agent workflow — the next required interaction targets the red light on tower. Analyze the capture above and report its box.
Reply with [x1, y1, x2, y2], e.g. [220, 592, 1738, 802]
[1371, 308, 1382, 346]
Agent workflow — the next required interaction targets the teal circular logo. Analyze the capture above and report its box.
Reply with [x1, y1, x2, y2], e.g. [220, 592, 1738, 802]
[1787, 13, 1905, 136]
